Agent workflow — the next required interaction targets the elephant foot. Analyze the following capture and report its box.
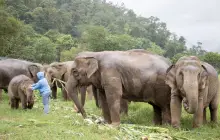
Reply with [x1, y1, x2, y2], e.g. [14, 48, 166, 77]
[171, 121, 180, 129]
[111, 122, 120, 127]
[192, 124, 199, 128]
[192, 122, 202, 128]
[73, 104, 79, 112]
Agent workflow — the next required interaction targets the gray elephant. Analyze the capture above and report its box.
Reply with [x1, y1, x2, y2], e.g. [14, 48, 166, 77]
[166, 56, 219, 128]
[44, 61, 88, 106]
[91, 85, 129, 114]
[43, 64, 59, 99]
[8, 75, 35, 109]
[66, 49, 172, 126]
[0, 59, 43, 101]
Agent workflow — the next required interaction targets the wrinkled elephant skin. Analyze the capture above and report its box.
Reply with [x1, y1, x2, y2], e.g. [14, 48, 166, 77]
[0, 59, 43, 100]
[8, 75, 35, 109]
[67, 49, 172, 126]
[166, 56, 220, 128]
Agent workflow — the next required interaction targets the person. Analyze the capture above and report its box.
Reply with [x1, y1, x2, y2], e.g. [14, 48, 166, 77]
[30, 72, 51, 114]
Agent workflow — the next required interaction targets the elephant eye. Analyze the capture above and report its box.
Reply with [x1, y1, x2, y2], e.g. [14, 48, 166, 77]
[179, 72, 184, 81]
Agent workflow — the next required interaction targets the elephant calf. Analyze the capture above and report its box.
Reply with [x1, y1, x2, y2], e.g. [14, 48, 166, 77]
[8, 75, 35, 109]
[166, 56, 220, 128]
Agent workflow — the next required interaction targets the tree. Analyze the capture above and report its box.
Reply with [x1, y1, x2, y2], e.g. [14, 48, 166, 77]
[146, 43, 165, 56]
[61, 46, 86, 61]
[0, 2, 22, 56]
[81, 25, 108, 51]
[203, 52, 220, 72]
[31, 36, 56, 63]
[189, 42, 207, 56]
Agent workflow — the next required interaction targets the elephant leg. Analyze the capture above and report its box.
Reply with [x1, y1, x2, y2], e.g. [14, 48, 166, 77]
[209, 94, 219, 123]
[92, 86, 101, 108]
[20, 94, 27, 110]
[203, 108, 207, 124]
[87, 86, 93, 100]
[193, 99, 203, 128]
[51, 85, 57, 99]
[162, 105, 171, 125]
[80, 86, 86, 107]
[152, 104, 162, 125]
[62, 87, 70, 101]
[104, 81, 122, 126]
[170, 95, 182, 128]
[120, 99, 128, 115]
[99, 89, 111, 124]
[15, 99, 20, 109]
[10, 98, 16, 109]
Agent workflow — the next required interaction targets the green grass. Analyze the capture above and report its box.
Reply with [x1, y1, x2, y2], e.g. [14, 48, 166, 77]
[1, 85, 220, 140]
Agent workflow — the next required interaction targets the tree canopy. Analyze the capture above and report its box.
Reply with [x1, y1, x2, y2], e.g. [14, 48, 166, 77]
[0, 0, 219, 71]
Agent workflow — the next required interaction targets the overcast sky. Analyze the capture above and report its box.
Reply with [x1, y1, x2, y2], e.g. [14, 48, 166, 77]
[108, 0, 220, 52]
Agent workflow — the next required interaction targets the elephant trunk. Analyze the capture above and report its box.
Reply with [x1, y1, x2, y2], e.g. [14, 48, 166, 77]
[183, 75, 198, 114]
[66, 76, 87, 118]
[27, 90, 34, 108]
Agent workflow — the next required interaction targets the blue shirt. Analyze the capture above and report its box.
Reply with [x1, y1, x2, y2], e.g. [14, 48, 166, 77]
[31, 72, 51, 95]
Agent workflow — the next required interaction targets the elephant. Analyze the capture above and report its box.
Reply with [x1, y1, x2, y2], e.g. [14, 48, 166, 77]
[86, 85, 95, 100]
[8, 75, 35, 109]
[91, 85, 129, 114]
[43, 64, 59, 99]
[166, 56, 220, 128]
[44, 61, 88, 107]
[66, 49, 172, 126]
[0, 59, 43, 101]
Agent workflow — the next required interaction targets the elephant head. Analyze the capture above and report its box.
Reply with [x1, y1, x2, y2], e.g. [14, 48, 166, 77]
[44, 62, 68, 86]
[166, 56, 208, 114]
[21, 83, 35, 109]
[66, 55, 99, 118]
[28, 63, 43, 83]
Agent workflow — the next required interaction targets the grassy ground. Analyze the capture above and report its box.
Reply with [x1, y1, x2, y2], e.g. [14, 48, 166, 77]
[1, 81, 220, 140]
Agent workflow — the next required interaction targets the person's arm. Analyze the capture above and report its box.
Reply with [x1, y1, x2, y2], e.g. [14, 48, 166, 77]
[31, 81, 41, 90]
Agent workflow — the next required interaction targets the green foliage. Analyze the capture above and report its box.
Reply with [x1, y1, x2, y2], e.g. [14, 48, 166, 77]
[61, 46, 86, 61]
[146, 43, 165, 55]
[171, 52, 192, 63]
[188, 42, 207, 56]
[81, 25, 108, 51]
[1, 0, 218, 63]
[164, 35, 186, 58]
[203, 52, 220, 72]
[31, 36, 56, 63]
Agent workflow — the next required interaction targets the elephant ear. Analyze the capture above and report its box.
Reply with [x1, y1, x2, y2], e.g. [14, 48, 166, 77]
[199, 65, 209, 89]
[28, 64, 40, 78]
[165, 65, 177, 92]
[86, 57, 98, 78]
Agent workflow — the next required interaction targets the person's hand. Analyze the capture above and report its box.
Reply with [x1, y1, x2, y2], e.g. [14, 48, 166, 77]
[28, 85, 33, 91]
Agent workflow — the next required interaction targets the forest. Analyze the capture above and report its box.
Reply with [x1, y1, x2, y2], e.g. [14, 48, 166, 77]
[0, 0, 220, 71]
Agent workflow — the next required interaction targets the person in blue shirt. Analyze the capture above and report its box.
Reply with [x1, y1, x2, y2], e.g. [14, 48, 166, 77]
[30, 72, 51, 114]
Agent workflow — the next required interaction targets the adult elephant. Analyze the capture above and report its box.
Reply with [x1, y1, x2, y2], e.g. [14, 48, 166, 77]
[0, 59, 43, 100]
[43, 64, 59, 99]
[66, 49, 172, 126]
[91, 85, 129, 114]
[166, 56, 219, 128]
[45, 61, 87, 106]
